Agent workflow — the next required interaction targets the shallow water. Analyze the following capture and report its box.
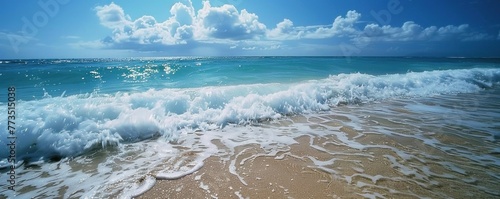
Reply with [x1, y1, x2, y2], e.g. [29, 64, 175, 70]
[0, 57, 499, 198]
[3, 90, 499, 198]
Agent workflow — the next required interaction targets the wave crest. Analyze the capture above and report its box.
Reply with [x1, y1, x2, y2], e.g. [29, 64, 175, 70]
[1, 68, 499, 163]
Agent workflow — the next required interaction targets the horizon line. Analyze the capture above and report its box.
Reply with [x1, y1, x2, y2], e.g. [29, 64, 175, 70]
[2, 55, 500, 60]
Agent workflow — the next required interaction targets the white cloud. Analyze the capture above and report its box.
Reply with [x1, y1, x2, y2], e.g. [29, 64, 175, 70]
[267, 19, 296, 40]
[331, 10, 362, 34]
[95, 2, 194, 46]
[292, 10, 361, 39]
[194, 1, 266, 40]
[462, 33, 489, 41]
[170, 1, 195, 26]
[95, 3, 131, 31]
[94, 1, 268, 50]
[359, 23, 490, 42]
[303, 10, 362, 39]
[91, 2, 493, 52]
[267, 10, 490, 43]
[362, 22, 428, 41]
[266, 10, 485, 43]
[267, 11, 362, 40]
[437, 24, 468, 35]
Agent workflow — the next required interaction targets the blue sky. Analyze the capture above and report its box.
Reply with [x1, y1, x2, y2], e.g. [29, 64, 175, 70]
[1, 0, 499, 58]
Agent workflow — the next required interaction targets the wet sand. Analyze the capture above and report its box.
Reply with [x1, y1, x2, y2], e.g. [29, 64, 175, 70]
[139, 109, 500, 198]
[140, 136, 358, 199]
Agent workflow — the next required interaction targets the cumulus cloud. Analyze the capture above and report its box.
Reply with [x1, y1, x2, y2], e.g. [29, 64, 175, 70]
[267, 19, 296, 40]
[195, 1, 266, 40]
[94, 0, 268, 49]
[462, 33, 489, 41]
[92, 1, 493, 52]
[307, 10, 361, 39]
[267, 10, 488, 43]
[359, 23, 493, 42]
[266, 11, 362, 40]
[330, 10, 362, 34]
[269, 11, 483, 42]
[170, 1, 195, 26]
[95, 3, 131, 31]
[95, 2, 193, 46]
[360, 22, 471, 41]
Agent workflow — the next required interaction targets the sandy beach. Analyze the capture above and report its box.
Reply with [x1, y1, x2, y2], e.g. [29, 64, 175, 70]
[139, 107, 500, 198]
[2, 1, 500, 198]
[140, 136, 358, 199]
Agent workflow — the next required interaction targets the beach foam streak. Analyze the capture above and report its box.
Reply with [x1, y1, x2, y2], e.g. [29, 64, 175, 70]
[1, 68, 499, 163]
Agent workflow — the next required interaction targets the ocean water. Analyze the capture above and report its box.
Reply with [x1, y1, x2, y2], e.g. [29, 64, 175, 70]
[0, 57, 499, 198]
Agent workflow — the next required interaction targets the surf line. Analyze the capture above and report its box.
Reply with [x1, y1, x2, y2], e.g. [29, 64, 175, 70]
[6, 86, 16, 192]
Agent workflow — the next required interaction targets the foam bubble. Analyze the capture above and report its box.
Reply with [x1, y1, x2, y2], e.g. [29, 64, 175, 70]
[156, 162, 204, 180]
[120, 175, 156, 199]
[1, 68, 499, 164]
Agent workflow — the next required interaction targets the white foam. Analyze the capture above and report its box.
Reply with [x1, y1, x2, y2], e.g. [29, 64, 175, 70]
[1, 68, 499, 162]
[156, 162, 204, 180]
[229, 148, 250, 186]
[1, 68, 499, 198]
[119, 175, 156, 199]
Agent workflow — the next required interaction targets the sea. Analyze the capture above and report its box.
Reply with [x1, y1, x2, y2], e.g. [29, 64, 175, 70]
[0, 57, 499, 198]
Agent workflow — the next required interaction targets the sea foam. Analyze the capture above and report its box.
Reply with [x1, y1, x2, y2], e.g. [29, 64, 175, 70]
[0, 68, 499, 164]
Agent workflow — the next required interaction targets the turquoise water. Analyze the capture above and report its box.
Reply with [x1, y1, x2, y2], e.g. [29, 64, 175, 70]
[2, 57, 499, 100]
[0, 57, 499, 198]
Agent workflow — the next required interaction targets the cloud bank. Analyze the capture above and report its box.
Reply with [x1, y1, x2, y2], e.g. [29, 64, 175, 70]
[90, 0, 493, 52]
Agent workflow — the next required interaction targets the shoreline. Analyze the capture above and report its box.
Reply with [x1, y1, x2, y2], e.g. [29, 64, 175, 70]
[137, 109, 500, 198]
[139, 135, 358, 199]
[3, 99, 499, 198]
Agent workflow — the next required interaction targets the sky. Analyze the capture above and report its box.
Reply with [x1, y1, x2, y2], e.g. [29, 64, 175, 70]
[0, 0, 499, 58]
